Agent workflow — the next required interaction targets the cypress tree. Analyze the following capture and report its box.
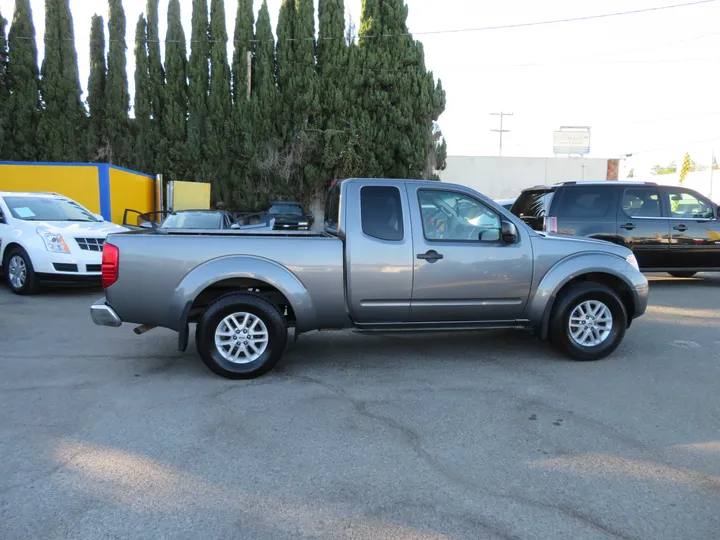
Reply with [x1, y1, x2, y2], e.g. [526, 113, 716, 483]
[36, 0, 86, 162]
[275, 0, 295, 143]
[86, 15, 107, 162]
[188, 0, 209, 179]
[161, 0, 189, 181]
[356, 0, 445, 178]
[231, 0, 253, 108]
[133, 15, 152, 172]
[206, 0, 232, 199]
[317, 0, 350, 188]
[251, 0, 277, 143]
[106, 0, 131, 166]
[4, 0, 40, 161]
[0, 10, 8, 158]
[146, 0, 164, 123]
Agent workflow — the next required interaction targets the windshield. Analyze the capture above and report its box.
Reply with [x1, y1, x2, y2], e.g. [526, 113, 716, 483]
[269, 203, 303, 216]
[3, 196, 99, 222]
[160, 212, 223, 229]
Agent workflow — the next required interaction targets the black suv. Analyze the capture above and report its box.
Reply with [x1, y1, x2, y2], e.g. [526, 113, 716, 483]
[511, 181, 720, 277]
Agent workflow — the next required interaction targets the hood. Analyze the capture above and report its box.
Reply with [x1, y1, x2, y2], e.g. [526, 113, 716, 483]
[533, 231, 632, 258]
[34, 220, 129, 236]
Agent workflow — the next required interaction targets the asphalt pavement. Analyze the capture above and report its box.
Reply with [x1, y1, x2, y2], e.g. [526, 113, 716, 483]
[1, 274, 719, 540]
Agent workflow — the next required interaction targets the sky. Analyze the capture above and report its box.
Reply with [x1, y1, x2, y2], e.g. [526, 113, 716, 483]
[0, 0, 719, 176]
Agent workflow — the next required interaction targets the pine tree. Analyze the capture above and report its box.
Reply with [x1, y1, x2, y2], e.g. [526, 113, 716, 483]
[232, 0, 253, 108]
[133, 15, 152, 172]
[0, 10, 8, 159]
[275, 0, 295, 143]
[106, 0, 131, 166]
[86, 14, 107, 162]
[36, 0, 86, 162]
[4, 0, 40, 161]
[161, 0, 189, 181]
[206, 0, 232, 199]
[356, 0, 445, 178]
[188, 0, 209, 179]
[251, 0, 277, 144]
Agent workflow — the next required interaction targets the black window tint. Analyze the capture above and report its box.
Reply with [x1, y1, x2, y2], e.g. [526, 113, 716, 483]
[325, 183, 340, 229]
[511, 188, 554, 230]
[556, 186, 613, 218]
[622, 188, 662, 218]
[361, 186, 404, 241]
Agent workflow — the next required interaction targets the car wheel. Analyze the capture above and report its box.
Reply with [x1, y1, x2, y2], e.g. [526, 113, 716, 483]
[668, 271, 697, 278]
[549, 283, 627, 361]
[3, 248, 38, 295]
[195, 293, 288, 379]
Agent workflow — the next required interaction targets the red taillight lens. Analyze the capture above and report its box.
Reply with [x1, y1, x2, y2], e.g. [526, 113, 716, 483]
[544, 216, 558, 233]
[101, 243, 119, 289]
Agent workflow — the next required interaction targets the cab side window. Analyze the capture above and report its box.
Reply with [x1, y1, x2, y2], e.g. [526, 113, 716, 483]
[664, 189, 714, 219]
[622, 188, 662, 218]
[418, 190, 501, 242]
[360, 186, 404, 241]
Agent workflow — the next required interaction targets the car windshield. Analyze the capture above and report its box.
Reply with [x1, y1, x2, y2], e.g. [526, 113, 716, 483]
[3, 196, 99, 222]
[269, 203, 303, 216]
[161, 212, 223, 229]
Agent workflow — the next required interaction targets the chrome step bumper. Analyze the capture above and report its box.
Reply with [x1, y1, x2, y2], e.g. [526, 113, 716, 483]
[90, 300, 123, 328]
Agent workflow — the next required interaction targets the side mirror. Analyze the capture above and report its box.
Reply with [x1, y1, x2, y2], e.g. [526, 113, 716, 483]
[95, 213, 105, 222]
[0, 214, 5, 224]
[501, 221, 518, 244]
[306, 211, 313, 218]
[140, 221, 153, 229]
[230, 223, 241, 229]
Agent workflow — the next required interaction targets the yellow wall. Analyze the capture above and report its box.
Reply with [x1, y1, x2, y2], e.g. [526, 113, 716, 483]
[0, 164, 101, 212]
[109, 168, 155, 224]
[172, 181, 211, 211]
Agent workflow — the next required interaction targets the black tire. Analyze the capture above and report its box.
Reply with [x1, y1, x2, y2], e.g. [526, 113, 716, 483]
[195, 293, 288, 379]
[3, 247, 39, 295]
[668, 271, 697, 278]
[549, 282, 627, 361]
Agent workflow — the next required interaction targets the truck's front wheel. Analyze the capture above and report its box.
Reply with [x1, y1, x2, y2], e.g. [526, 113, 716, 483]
[195, 293, 288, 379]
[549, 283, 627, 361]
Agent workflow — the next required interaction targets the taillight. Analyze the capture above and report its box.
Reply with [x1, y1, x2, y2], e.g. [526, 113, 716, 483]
[101, 243, 119, 289]
[544, 216, 558, 233]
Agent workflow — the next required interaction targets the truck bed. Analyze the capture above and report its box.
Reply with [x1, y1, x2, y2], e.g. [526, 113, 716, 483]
[104, 230, 347, 330]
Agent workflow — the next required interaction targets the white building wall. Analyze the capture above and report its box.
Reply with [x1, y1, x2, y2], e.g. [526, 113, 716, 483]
[440, 156, 611, 199]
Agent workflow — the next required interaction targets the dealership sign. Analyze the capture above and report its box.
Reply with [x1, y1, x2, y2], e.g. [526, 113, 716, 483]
[553, 128, 591, 155]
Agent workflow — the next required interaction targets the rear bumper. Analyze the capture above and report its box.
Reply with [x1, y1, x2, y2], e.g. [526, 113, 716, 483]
[90, 300, 123, 327]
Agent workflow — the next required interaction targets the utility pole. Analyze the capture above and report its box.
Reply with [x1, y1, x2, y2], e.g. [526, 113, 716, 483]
[490, 112, 513, 157]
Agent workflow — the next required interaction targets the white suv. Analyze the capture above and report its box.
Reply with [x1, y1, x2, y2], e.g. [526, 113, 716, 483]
[0, 191, 128, 295]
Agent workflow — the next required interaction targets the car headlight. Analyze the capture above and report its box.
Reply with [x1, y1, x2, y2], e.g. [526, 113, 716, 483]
[626, 253, 639, 271]
[298, 221, 309, 227]
[37, 228, 70, 253]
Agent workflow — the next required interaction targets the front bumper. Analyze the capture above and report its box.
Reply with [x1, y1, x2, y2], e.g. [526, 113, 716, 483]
[626, 267, 649, 318]
[90, 300, 123, 327]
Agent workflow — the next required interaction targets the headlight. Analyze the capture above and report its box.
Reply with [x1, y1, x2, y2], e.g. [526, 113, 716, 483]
[626, 253, 639, 271]
[298, 221, 309, 226]
[37, 228, 70, 253]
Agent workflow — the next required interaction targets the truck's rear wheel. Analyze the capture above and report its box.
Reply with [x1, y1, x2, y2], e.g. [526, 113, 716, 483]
[195, 293, 288, 379]
[549, 283, 627, 361]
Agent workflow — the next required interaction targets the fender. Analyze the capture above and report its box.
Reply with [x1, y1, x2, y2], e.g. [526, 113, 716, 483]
[525, 252, 637, 339]
[169, 255, 318, 345]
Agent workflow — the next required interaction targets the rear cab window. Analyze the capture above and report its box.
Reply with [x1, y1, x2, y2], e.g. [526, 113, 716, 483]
[511, 188, 555, 231]
[360, 186, 404, 241]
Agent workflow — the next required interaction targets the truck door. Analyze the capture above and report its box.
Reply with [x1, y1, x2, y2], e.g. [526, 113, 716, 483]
[344, 182, 414, 323]
[407, 185, 533, 323]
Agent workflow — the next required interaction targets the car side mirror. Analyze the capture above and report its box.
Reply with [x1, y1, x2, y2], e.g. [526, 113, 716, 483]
[95, 213, 105, 222]
[0, 214, 5, 224]
[140, 221, 153, 229]
[501, 221, 518, 244]
[230, 223, 241, 229]
[306, 212, 313, 218]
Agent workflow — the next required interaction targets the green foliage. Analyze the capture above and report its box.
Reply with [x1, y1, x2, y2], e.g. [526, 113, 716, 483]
[651, 161, 677, 175]
[0, 10, 8, 158]
[146, 0, 164, 124]
[86, 15, 107, 162]
[4, 0, 40, 161]
[232, 0, 253, 108]
[161, 0, 189, 181]
[36, 0, 86, 162]
[188, 0, 209, 179]
[133, 15, 152, 172]
[106, 0, 131, 166]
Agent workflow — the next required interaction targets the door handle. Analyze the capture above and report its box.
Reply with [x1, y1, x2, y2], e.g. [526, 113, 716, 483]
[673, 224, 688, 232]
[620, 223, 636, 230]
[417, 250, 444, 262]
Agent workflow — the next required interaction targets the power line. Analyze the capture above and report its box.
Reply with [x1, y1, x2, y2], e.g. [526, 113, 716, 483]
[490, 112, 513, 157]
[7, 0, 716, 45]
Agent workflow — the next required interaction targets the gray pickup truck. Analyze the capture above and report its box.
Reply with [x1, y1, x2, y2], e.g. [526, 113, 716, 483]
[91, 178, 649, 379]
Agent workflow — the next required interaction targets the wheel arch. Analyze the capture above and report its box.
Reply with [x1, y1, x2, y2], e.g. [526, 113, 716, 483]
[170, 255, 317, 350]
[527, 253, 637, 340]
